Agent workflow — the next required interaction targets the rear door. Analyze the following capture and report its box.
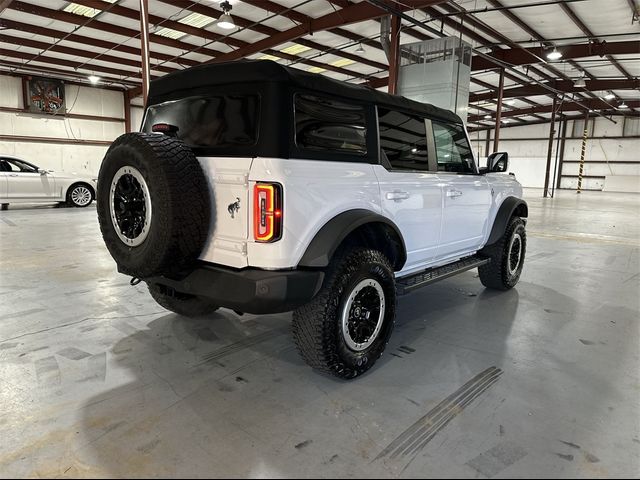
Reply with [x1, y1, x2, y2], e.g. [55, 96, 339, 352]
[375, 108, 443, 274]
[431, 121, 491, 258]
[0, 159, 8, 200]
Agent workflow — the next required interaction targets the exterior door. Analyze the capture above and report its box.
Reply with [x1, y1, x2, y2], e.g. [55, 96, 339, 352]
[375, 108, 443, 274]
[431, 121, 491, 259]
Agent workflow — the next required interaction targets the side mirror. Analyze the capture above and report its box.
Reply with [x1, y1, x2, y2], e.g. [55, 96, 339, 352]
[487, 152, 509, 172]
[39, 169, 47, 175]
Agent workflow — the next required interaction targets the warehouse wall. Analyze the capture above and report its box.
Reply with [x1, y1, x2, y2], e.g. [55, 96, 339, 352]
[0, 74, 126, 176]
[470, 116, 640, 192]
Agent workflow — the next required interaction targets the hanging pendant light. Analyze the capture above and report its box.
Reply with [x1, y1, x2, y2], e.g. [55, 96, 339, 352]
[217, 1, 235, 30]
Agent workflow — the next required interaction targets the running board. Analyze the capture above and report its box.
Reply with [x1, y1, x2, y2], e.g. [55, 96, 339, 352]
[396, 255, 490, 295]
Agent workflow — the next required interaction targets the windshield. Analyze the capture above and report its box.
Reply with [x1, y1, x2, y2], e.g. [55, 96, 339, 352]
[142, 94, 260, 149]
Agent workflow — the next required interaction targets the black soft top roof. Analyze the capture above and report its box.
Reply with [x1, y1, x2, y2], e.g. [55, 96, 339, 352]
[148, 59, 462, 125]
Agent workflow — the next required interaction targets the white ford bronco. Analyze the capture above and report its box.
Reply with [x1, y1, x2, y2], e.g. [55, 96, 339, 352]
[97, 60, 527, 379]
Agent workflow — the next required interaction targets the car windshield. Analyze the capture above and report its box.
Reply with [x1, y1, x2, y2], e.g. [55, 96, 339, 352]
[142, 94, 260, 149]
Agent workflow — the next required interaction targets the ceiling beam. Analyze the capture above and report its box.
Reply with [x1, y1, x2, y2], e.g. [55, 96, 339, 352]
[468, 99, 640, 122]
[0, 18, 199, 69]
[70, 0, 376, 80]
[0, 34, 175, 75]
[471, 40, 640, 71]
[0, 0, 13, 14]
[558, 2, 635, 82]
[0, 48, 147, 82]
[164, 0, 388, 71]
[208, 0, 446, 63]
[470, 79, 640, 103]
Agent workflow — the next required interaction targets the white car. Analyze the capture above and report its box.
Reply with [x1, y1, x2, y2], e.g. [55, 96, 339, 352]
[0, 156, 97, 209]
[96, 60, 528, 379]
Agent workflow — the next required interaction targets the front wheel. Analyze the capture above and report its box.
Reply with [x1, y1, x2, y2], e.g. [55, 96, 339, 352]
[67, 184, 94, 207]
[292, 248, 396, 379]
[478, 216, 526, 290]
[148, 283, 219, 317]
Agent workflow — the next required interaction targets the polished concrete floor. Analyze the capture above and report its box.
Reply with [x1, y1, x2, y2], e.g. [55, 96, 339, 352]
[0, 188, 638, 478]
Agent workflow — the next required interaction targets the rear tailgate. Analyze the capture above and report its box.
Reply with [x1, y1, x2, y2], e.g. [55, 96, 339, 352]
[197, 157, 252, 268]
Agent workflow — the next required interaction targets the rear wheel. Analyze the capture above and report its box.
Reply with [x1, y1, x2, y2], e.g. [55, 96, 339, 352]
[292, 248, 396, 379]
[67, 183, 94, 207]
[148, 283, 219, 317]
[478, 216, 526, 290]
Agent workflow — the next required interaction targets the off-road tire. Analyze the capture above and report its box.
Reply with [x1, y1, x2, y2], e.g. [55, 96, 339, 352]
[478, 216, 526, 290]
[292, 248, 396, 379]
[97, 133, 210, 279]
[148, 283, 219, 317]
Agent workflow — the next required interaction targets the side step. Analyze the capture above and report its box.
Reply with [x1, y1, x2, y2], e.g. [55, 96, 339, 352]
[396, 255, 490, 295]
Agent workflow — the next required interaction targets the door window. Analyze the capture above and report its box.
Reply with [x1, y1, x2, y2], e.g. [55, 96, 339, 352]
[378, 108, 429, 171]
[432, 122, 475, 173]
[4, 159, 38, 172]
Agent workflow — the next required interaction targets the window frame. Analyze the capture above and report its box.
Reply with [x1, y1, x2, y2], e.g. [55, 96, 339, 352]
[375, 105, 437, 173]
[430, 120, 479, 175]
[290, 90, 377, 164]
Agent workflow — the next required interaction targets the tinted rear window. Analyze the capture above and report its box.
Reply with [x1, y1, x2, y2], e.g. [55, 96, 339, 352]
[294, 94, 367, 155]
[142, 95, 260, 148]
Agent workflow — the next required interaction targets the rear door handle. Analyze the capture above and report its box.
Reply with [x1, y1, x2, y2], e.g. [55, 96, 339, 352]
[386, 190, 410, 202]
[446, 189, 463, 198]
[8, 174, 18, 177]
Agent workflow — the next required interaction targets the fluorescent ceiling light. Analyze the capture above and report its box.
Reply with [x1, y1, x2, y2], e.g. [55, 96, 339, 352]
[258, 54, 281, 61]
[155, 27, 185, 40]
[63, 0, 116, 18]
[180, 12, 216, 28]
[280, 44, 312, 55]
[308, 66, 326, 74]
[330, 58, 355, 68]
[88, 75, 100, 85]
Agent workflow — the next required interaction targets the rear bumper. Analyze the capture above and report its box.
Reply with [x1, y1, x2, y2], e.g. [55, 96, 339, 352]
[148, 263, 324, 314]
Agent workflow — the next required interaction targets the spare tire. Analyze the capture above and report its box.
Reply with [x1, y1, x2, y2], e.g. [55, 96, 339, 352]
[97, 132, 210, 278]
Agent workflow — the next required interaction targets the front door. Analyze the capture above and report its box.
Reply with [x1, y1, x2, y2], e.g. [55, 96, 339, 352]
[4, 158, 55, 200]
[431, 121, 491, 259]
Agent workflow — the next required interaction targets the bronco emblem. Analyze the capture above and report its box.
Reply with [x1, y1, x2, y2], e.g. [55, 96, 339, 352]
[228, 197, 241, 218]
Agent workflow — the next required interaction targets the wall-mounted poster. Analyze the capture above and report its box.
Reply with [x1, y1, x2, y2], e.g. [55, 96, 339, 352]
[25, 76, 66, 114]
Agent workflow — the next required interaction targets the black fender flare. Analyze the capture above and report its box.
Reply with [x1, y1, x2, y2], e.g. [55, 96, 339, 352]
[484, 197, 528, 247]
[298, 209, 407, 270]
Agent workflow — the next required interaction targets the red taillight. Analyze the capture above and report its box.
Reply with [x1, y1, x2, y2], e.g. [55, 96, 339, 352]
[254, 183, 282, 242]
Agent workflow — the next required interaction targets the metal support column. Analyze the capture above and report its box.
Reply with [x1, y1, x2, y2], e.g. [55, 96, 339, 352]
[492, 67, 504, 153]
[485, 129, 491, 159]
[543, 96, 558, 198]
[555, 118, 568, 190]
[388, 12, 401, 95]
[577, 110, 590, 194]
[123, 89, 131, 133]
[139, 0, 151, 107]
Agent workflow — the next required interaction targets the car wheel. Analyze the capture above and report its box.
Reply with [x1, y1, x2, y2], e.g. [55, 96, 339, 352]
[292, 247, 396, 379]
[478, 216, 526, 290]
[67, 183, 94, 207]
[148, 283, 219, 317]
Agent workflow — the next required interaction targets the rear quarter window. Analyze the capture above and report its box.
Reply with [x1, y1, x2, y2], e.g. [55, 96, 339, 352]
[142, 95, 260, 148]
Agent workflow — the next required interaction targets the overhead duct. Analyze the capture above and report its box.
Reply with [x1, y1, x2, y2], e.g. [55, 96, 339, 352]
[380, 15, 391, 61]
[398, 36, 472, 123]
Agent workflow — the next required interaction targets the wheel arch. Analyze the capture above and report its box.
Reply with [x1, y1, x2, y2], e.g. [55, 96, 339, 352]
[484, 196, 528, 247]
[298, 209, 407, 271]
